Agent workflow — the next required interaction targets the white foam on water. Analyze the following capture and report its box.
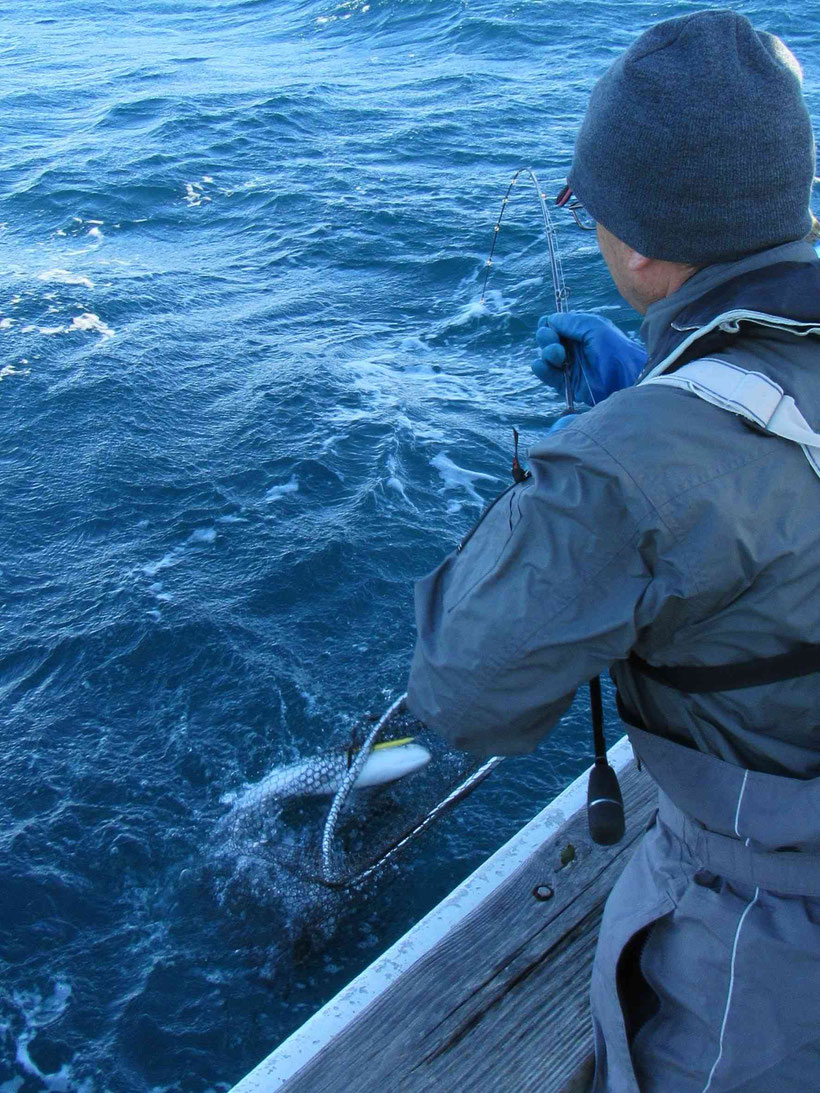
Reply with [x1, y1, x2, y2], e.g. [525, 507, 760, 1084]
[87, 227, 103, 240]
[142, 551, 179, 578]
[148, 581, 173, 603]
[0, 365, 30, 381]
[384, 454, 416, 509]
[386, 476, 413, 506]
[222, 175, 271, 197]
[0, 318, 14, 329]
[444, 297, 489, 328]
[14, 980, 71, 1024]
[187, 526, 217, 545]
[346, 352, 469, 413]
[142, 527, 216, 578]
[510, 274, 543, 292]
[399, 335, 432, 352]
[431, 452, 500, 507]
[433, 288, 510, 336]
[15, 1040, 72, 1093]
[10, 981, 78, 1093]
[68, 313, 114, 338]
[184, 181, 211, 207]
[37, 269, 94, 288]
[264, 476, 299, 503]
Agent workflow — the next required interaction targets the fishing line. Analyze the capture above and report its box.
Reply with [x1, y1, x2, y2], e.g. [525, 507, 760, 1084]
[479, 170, 624, 843]
[229, 167, 617, 892]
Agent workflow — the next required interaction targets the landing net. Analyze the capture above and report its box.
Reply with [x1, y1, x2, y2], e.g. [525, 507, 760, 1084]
[222, 695, 502, 889]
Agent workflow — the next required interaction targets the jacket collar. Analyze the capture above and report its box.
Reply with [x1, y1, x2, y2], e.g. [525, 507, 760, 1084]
[640, 240, 820, 370]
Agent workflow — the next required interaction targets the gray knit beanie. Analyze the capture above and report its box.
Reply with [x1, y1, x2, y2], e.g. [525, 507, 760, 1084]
[568, 9, 816, 264]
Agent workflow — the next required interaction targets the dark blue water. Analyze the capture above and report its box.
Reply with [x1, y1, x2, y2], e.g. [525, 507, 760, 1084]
[2, 1, 818, 1089]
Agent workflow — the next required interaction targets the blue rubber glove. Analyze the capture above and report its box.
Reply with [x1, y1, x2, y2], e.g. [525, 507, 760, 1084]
[549, 413, 577, 434]
[533, 312, 648, 405]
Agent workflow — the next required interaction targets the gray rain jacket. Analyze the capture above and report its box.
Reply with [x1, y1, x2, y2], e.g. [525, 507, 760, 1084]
[407, 240, 820, 1091]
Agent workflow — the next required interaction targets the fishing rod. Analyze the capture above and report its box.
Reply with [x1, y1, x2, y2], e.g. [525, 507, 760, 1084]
[481, 166, 624, 847]
[587, 678, 625, 845]
[480, 166, 583, 413]
[319, 172, 574, 885]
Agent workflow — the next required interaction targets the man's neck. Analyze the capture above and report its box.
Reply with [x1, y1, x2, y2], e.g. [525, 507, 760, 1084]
[640, 239, 820, 357]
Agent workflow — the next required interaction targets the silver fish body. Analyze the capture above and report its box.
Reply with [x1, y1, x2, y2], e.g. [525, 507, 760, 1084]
[225, 741, 431, 814]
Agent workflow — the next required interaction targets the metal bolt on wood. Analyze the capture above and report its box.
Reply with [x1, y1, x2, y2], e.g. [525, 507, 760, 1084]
[533, 883, 555, 901]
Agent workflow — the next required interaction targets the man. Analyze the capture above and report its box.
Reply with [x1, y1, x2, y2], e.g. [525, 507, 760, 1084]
[406, 10, 820, 1092]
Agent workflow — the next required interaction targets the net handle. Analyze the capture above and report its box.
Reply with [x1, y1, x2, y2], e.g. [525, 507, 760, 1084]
[329, 754, 506, 888]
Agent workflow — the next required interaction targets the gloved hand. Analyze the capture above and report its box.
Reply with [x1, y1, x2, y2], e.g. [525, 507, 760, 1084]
[548, 410, 583, 434]
[533, 312, 648, 405]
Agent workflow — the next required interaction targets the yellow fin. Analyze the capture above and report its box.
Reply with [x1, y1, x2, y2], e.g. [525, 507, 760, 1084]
[371, 736, 415, 751]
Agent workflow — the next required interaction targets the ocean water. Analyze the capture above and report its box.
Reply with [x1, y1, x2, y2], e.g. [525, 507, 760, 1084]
[1, 1, 818, 1089]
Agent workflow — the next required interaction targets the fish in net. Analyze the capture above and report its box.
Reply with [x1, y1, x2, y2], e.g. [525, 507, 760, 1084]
[220, 695, 503, 888]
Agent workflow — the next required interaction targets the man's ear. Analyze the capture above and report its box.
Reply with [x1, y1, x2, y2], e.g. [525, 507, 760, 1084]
[626, 249, 651, 272]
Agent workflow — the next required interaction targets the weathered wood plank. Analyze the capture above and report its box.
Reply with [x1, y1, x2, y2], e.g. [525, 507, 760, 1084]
[280, 760, 656, 1093]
